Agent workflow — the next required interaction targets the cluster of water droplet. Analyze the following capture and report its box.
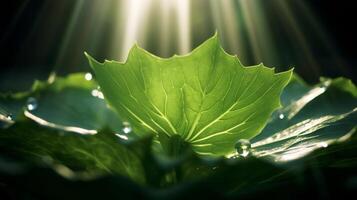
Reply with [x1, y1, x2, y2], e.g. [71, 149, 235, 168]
[91, 87, 104, 99]
[84, 73, 105, 99]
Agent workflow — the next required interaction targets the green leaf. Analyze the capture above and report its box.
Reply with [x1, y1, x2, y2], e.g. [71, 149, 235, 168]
[0, 118, 147, 184]
[86, 35, 293, 156]
[1, 34, 356, 198]
[250, 76, 357, 162]
[0, 73, 128, 136]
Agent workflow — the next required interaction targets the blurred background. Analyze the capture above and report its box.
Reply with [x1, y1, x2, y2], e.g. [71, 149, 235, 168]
[0, 0, 356, 92]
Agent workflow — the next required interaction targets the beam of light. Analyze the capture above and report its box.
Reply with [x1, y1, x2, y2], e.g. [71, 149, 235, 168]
[0, 0, 30, 45]
[7, 0, 345, 82]
[209, 0, 224, 39]
[219, 0, 241, 55]
[87, 0, 114, 52]
[239, 0, 280, 64]
[275, 0, 320, 76]
[209, 0, 246, 59]
[159, 0, 172, 56]
[120, 0, 152, 60]
[293, 1, 348, 73]
[54, 0, 85, 71]
[175, 0, 191, 54]
[239, 1, 263, 62]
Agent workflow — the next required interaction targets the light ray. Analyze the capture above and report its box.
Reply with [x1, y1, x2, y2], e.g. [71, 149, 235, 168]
[175, 0, 191, 54]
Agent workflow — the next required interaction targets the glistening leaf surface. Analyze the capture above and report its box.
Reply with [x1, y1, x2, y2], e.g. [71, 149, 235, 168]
[0, 73, 125, 135]
[250, 76, 357, 162]
[86, 35, 292, 156]
[0, 118, 147, 184]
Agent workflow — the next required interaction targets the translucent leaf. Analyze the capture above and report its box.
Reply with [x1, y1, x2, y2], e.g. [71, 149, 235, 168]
[86, 35, 292, 156]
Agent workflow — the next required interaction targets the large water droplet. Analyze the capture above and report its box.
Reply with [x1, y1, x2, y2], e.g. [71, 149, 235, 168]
[122, 121, 132, 134]
[235, 139, 251, 157]
[26, 97, 38, 111]
[84, 73, 93, 81]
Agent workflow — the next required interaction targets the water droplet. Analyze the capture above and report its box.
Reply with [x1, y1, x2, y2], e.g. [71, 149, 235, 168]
[0, 113, 14, 129]
[85, 73, 93, 81]
[235, 139, 251, 157]
[279, 113, 285, 119]
[91, 89, 104, 99]
[91, 89, 98, 97]
[6, 114, 13, 121]
[122, 122, 132, 134]
[47, 72, 56, 84]
[26, 97, 38, 111]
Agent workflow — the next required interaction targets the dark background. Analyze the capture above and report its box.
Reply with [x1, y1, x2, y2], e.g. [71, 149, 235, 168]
[0, 0, 356, 92]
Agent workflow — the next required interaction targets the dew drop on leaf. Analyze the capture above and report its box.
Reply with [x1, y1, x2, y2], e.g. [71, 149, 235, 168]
[235, 139, 251, 157]
[0, 113, 14, 129]
[91, 89, 104, 99]
[122, 122, 132, 134]
[26, 97, 38, 111]
[279, 113, 285, 120]
[84, 72, 93, 81]
[6, 114, 13, 120]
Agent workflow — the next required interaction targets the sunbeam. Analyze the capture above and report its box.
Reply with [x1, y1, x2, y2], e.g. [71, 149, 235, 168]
[0, 0, 352, 82]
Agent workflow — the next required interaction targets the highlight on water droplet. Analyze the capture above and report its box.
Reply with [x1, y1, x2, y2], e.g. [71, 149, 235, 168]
[26, 97, 38, 111]
[85, 72, 93, 81]
[0, 113, 14, 129]
[122, 121, 132, 134]
[279, 113, 285, 119]
[6, 114, 13, 120]
[235, 139, 251, 157]
[91, 89, 104, 99]
[47, 72, 56, 84]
